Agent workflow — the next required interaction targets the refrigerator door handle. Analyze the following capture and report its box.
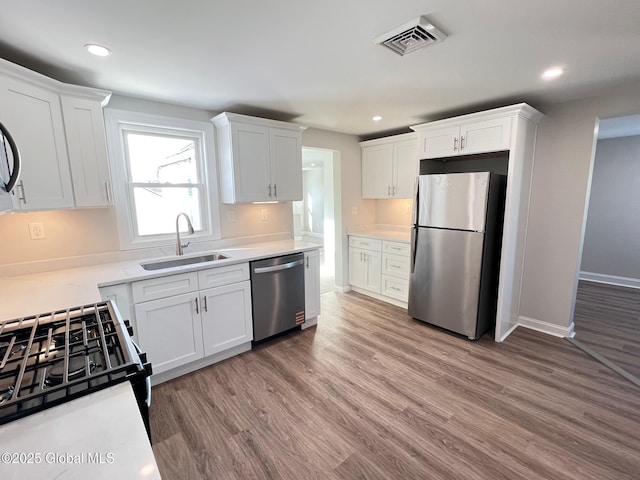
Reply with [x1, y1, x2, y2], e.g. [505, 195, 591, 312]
[410, 227, 417, 274]
[411, 176, 420, 227]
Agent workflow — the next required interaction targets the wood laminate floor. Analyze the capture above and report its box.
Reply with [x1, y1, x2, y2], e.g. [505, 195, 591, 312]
[574, 281, 640, 380]
[150, 291, 640, 480]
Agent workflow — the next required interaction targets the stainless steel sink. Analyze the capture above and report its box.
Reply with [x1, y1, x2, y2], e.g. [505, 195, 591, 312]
[141, 253, 229, 271]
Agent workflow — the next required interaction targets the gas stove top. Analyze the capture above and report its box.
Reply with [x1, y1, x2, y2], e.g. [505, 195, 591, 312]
[0, 301, 151, 428]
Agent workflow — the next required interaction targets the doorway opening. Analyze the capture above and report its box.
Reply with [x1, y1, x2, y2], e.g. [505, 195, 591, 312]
[571, 113, 640, 386]
[294, 148, 339, 294]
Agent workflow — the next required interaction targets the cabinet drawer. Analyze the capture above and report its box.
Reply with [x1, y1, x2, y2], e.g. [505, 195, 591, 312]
[382, 253, 410, 278]
[381, 275, 409, 301]
[382, 241, 410, 256]
[198, 263, 250, 289]
[132, 272, 199, 303]
[349, 236, 382, 251]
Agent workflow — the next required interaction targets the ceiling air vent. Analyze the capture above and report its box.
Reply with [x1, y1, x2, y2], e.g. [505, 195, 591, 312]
[374, 16, 446, 56]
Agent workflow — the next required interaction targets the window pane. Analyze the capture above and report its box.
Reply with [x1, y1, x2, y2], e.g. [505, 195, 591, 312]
[133, 186, 202, 236]
[125, 133, 198, 184]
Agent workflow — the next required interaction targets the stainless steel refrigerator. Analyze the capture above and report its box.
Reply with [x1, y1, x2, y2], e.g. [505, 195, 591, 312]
[408, 172, 505, 340]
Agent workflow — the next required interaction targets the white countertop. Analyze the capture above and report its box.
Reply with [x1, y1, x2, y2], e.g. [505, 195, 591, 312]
[0, 239, 319, 321]
[348, 224, 411, 243]
[0, 382, 160, 480]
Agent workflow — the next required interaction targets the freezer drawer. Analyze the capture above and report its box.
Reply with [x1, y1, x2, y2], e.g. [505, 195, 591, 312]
[408, 227, 484, 338]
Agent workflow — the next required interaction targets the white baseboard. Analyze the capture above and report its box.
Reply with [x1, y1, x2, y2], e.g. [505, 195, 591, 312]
[497, 322, 519, 342]
[518, 316, 575, 338]
[579, 271, 640, 290]
[350, 286, 408, 309]
[334, 285, 351, 293]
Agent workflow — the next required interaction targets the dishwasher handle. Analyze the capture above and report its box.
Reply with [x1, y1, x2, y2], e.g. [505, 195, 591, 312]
[253, 259, 304, 274]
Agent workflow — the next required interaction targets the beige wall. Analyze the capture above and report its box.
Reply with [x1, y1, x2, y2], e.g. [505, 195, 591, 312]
[520, 80, 640, 329]
[580, 135, 640, 280]
[0, 208, 119, 263]
[374, 199, 412, 226]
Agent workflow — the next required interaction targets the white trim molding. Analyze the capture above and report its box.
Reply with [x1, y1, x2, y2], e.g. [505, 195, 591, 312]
[579, 271, 640, 290]
[518, 316, 575, 338]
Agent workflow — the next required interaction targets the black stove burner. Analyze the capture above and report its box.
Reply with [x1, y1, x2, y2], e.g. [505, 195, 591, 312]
[44, 357, 98, 386]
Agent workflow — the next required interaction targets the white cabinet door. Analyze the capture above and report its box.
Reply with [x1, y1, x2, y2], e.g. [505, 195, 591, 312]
[349, 247, 365, 288]
[363, 250, 382, 294]
[230, 121, 271, 202]
[134, 293, 204, 374]
[418, 125, 459, 159]
[0, 76, 74, 210]
[459, 117, 512, 155]
[60, 96, 111, 207]
[304, 250, 321, 320]
[362, 143, 393, 198]
[270, 127, 302, 201]
[393, 139, 417, 198]
[201, 281, 253, 356]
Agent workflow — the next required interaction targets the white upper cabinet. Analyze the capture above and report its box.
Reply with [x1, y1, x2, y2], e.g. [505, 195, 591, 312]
[213, 112, 304, 203]
[0, 58, 111, 211]
[60, 96, 112, 207]
[361, 132, 417, 199]
[414, 112, 513, 159]
[0, 75, 74, 210]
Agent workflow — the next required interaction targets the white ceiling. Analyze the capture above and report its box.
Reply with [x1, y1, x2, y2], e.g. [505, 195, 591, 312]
[2, 0, 640, 136]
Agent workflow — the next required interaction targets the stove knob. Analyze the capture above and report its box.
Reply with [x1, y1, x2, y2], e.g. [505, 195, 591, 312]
[123, 320, 134, 337]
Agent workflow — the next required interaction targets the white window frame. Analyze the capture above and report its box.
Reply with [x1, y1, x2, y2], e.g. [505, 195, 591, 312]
[104, 108, 221, 250]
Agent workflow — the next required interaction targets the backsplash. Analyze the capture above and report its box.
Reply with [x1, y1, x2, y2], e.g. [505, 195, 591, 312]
[374, 198, 413, 226]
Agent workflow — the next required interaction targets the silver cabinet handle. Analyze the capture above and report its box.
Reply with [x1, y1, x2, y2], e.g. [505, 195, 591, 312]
[360, 252, 363, 262]
[17, 180, 26, 204]
[274, 184, 277, 197]
[203, 295, 208, 312]
[393, 185, 397, 195]
[305, 256, 309, 268]
[195, 297, 199, 314]
[453, 137, 458, 151]
[268, 184, 272, 197]
[460, 136, 465, 150]
[388, 185, 391, 196]
[363, 253, 367, 263]
[105, 182, 110, 202]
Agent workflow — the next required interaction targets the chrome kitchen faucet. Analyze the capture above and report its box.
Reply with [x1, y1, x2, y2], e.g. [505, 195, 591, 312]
[175, 212, 195, 255]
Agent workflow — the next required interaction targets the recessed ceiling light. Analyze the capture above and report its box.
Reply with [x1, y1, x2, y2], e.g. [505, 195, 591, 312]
[541, 66, 564, 80]
[310, 163, 316, 167]
[372, 116, 383, 122]
[85, 44, 111, 57]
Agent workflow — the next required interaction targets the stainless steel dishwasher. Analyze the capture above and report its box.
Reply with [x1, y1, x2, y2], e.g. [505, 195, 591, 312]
[250, 253, 306, 342]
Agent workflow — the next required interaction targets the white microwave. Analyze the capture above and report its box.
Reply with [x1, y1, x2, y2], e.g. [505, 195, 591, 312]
[0, 121, 21, 213]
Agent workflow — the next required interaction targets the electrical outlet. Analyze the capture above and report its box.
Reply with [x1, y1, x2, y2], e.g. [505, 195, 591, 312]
[352, 206, 358, 215]
[261, 209, 269, 221]
[29, 222, 45, 240]
[227, 209, 236, 223]
[406, 204, 412, 214]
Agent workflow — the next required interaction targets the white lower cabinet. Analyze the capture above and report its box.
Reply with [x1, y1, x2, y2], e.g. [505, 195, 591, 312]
[349, 236, 409, 305]
[349, 246, 382, 294]
[201, 281, 252, 356]
[125, 263, 253, 378]
[135, 293, 204, 374]
[303, 249, 321, 328]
